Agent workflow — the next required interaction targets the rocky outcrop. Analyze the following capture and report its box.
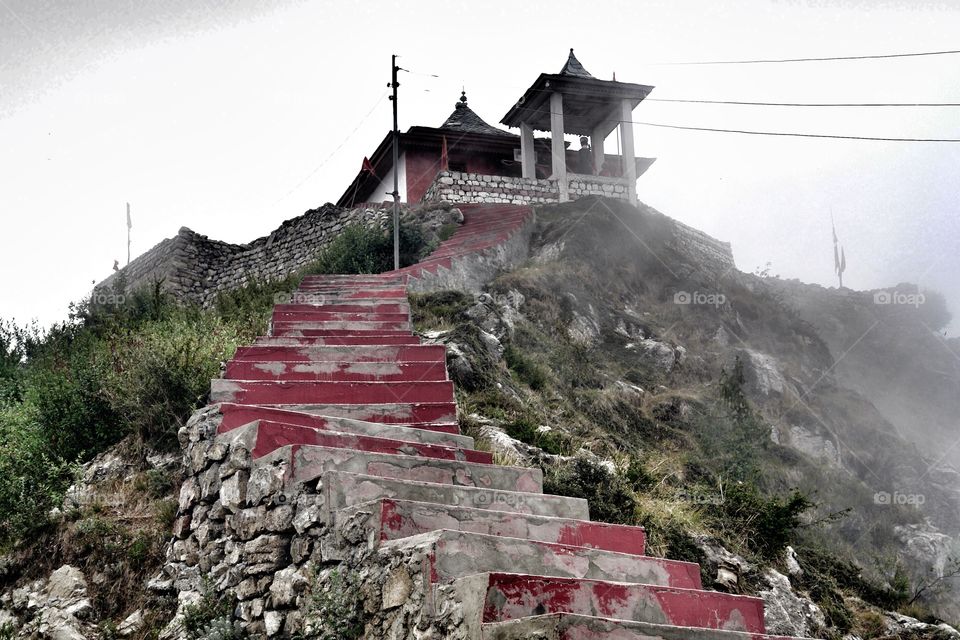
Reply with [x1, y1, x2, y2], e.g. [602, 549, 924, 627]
[4, 565, 95, 640]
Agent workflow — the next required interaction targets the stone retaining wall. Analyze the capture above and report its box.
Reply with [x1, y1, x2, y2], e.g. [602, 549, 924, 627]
[668, 217, 736, 272]
[158, 407, 470, 639]
[422, 171, 631, 205]
[96, 205, 389, 307]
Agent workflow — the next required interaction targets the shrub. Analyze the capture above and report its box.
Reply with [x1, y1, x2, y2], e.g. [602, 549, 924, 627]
[306, 222, 427, 275]
[409, 290, 472, 329]
[307, 569, 366, 640]
[543, 457, 636, 524]
[182, 580, 243, 640]
[22, 324, 123, 461]
[503, 414, 569, 455]
[103, 311, 243, 449]
[0, 401, 74, 546]
[704, 482, 814, 559]
[504, 345, 548, 390]
[214, 274, 301, 338]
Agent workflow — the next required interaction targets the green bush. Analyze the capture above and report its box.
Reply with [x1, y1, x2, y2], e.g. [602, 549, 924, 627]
[214, 274, 300, 338]
[22, 324, 123, 461]
[0, 401, 74, 546]
[103, 311, 243, 449]
[308, 570, 366, 640]
[704, 482, 814, 559]
[409, 290, 472, 329]
[182, 579, 243, 640]
[306, 222, 427, 275]
[504, 414, 569, 455]
[543, 457, 636, 524]
[504, 344, 548, 390]
[0, 320, 24, 402]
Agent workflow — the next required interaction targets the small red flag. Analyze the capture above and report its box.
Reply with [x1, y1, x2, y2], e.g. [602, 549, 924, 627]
[361, 157, 375, 174]
[440, 136, 449, 172]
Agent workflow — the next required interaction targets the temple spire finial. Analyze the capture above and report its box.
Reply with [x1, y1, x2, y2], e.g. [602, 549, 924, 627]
[560, 48, 593, 78]
[459, 88, 468, 107]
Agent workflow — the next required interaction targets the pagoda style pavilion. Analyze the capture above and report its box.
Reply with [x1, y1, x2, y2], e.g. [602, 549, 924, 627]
[337, 50, 655, 208]
[501, 49, 654, 205]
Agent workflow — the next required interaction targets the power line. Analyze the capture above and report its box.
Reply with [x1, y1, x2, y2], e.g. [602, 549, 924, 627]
[647, 98, 960, 108]
[631, 120, 960, 142]
[649, 48, 960, 66]
[268, 91, 389, 208]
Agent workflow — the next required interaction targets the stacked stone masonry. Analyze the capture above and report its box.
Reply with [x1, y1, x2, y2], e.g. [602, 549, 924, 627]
[156, 205, 794, 639]
[423, 170, 631, 205]
[96, 205, 387, 307]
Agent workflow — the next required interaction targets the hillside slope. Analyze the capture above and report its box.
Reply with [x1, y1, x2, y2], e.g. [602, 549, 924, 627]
[417, 197, 960, 630]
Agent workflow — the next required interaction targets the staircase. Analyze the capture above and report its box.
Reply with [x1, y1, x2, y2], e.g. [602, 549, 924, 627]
[203, 204, 803, 638]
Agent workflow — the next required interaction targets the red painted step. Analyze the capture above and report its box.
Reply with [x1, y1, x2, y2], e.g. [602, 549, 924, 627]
[216, 403, 460, 436]
[210, 379, 455, 405]
[224, 360, 448, 382]
[221, 401, 458, 425]
[273, 302, 410, 314]
[254, 335, 422, 346]
[231, 344, 446, 363]
[240, 420, 491, 463]
[348, 498, 645, 555]
[271, 328, 414, 338]
[475, 573, 765, 634]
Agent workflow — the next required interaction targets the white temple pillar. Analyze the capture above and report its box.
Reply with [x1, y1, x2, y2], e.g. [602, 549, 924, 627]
[619, 98, 637, 206]
[520, 121, 536, 180]
[591, 124, 607, 175]
[549, 92, 568, 202]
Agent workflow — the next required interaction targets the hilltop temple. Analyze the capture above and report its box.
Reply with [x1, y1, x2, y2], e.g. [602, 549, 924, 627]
[337, 50, 656, 208]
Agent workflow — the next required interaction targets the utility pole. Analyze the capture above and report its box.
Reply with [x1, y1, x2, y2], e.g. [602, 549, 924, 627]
[389, 54, 400, 271]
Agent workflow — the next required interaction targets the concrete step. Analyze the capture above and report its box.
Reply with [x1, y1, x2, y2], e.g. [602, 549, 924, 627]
[480, 613, 800, 640]
[379, 530, 701, 587]
[253, 444, 542, 493]
[209, 379, 455, 405]
[454, 573, 763, 634]
[322, 471, 589, 522]
[231, 344, 445, 363]
[334, 498, 645, 555]
[224, 360, 448, 382]
[245, 401, 458, 425]
[300, 277, 405, 285]
[229, 419, 491, 463]
[271, 320, 411, 332]
[254, 335, 422, 346]
[214, 403, 468, 447]
[295, 287, 408, 298]
[273, 302, 410, 314]
[271, 328, 414, 338]
[271, 311, 411, 323]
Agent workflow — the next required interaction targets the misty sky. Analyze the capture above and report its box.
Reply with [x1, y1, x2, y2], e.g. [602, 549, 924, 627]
[2, 0, 959, 333]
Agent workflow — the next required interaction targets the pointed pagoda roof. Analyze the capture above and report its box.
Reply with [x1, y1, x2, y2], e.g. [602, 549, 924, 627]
[559, 48, 593, 78]
[501, 49, 653, 135]
[440, 90, 515, 137]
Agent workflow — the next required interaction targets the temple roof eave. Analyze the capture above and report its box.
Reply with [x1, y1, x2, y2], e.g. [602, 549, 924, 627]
[500, 73, 655, 135]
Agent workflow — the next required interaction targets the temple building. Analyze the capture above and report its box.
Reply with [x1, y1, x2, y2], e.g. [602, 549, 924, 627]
[337, 50, 655, 208]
